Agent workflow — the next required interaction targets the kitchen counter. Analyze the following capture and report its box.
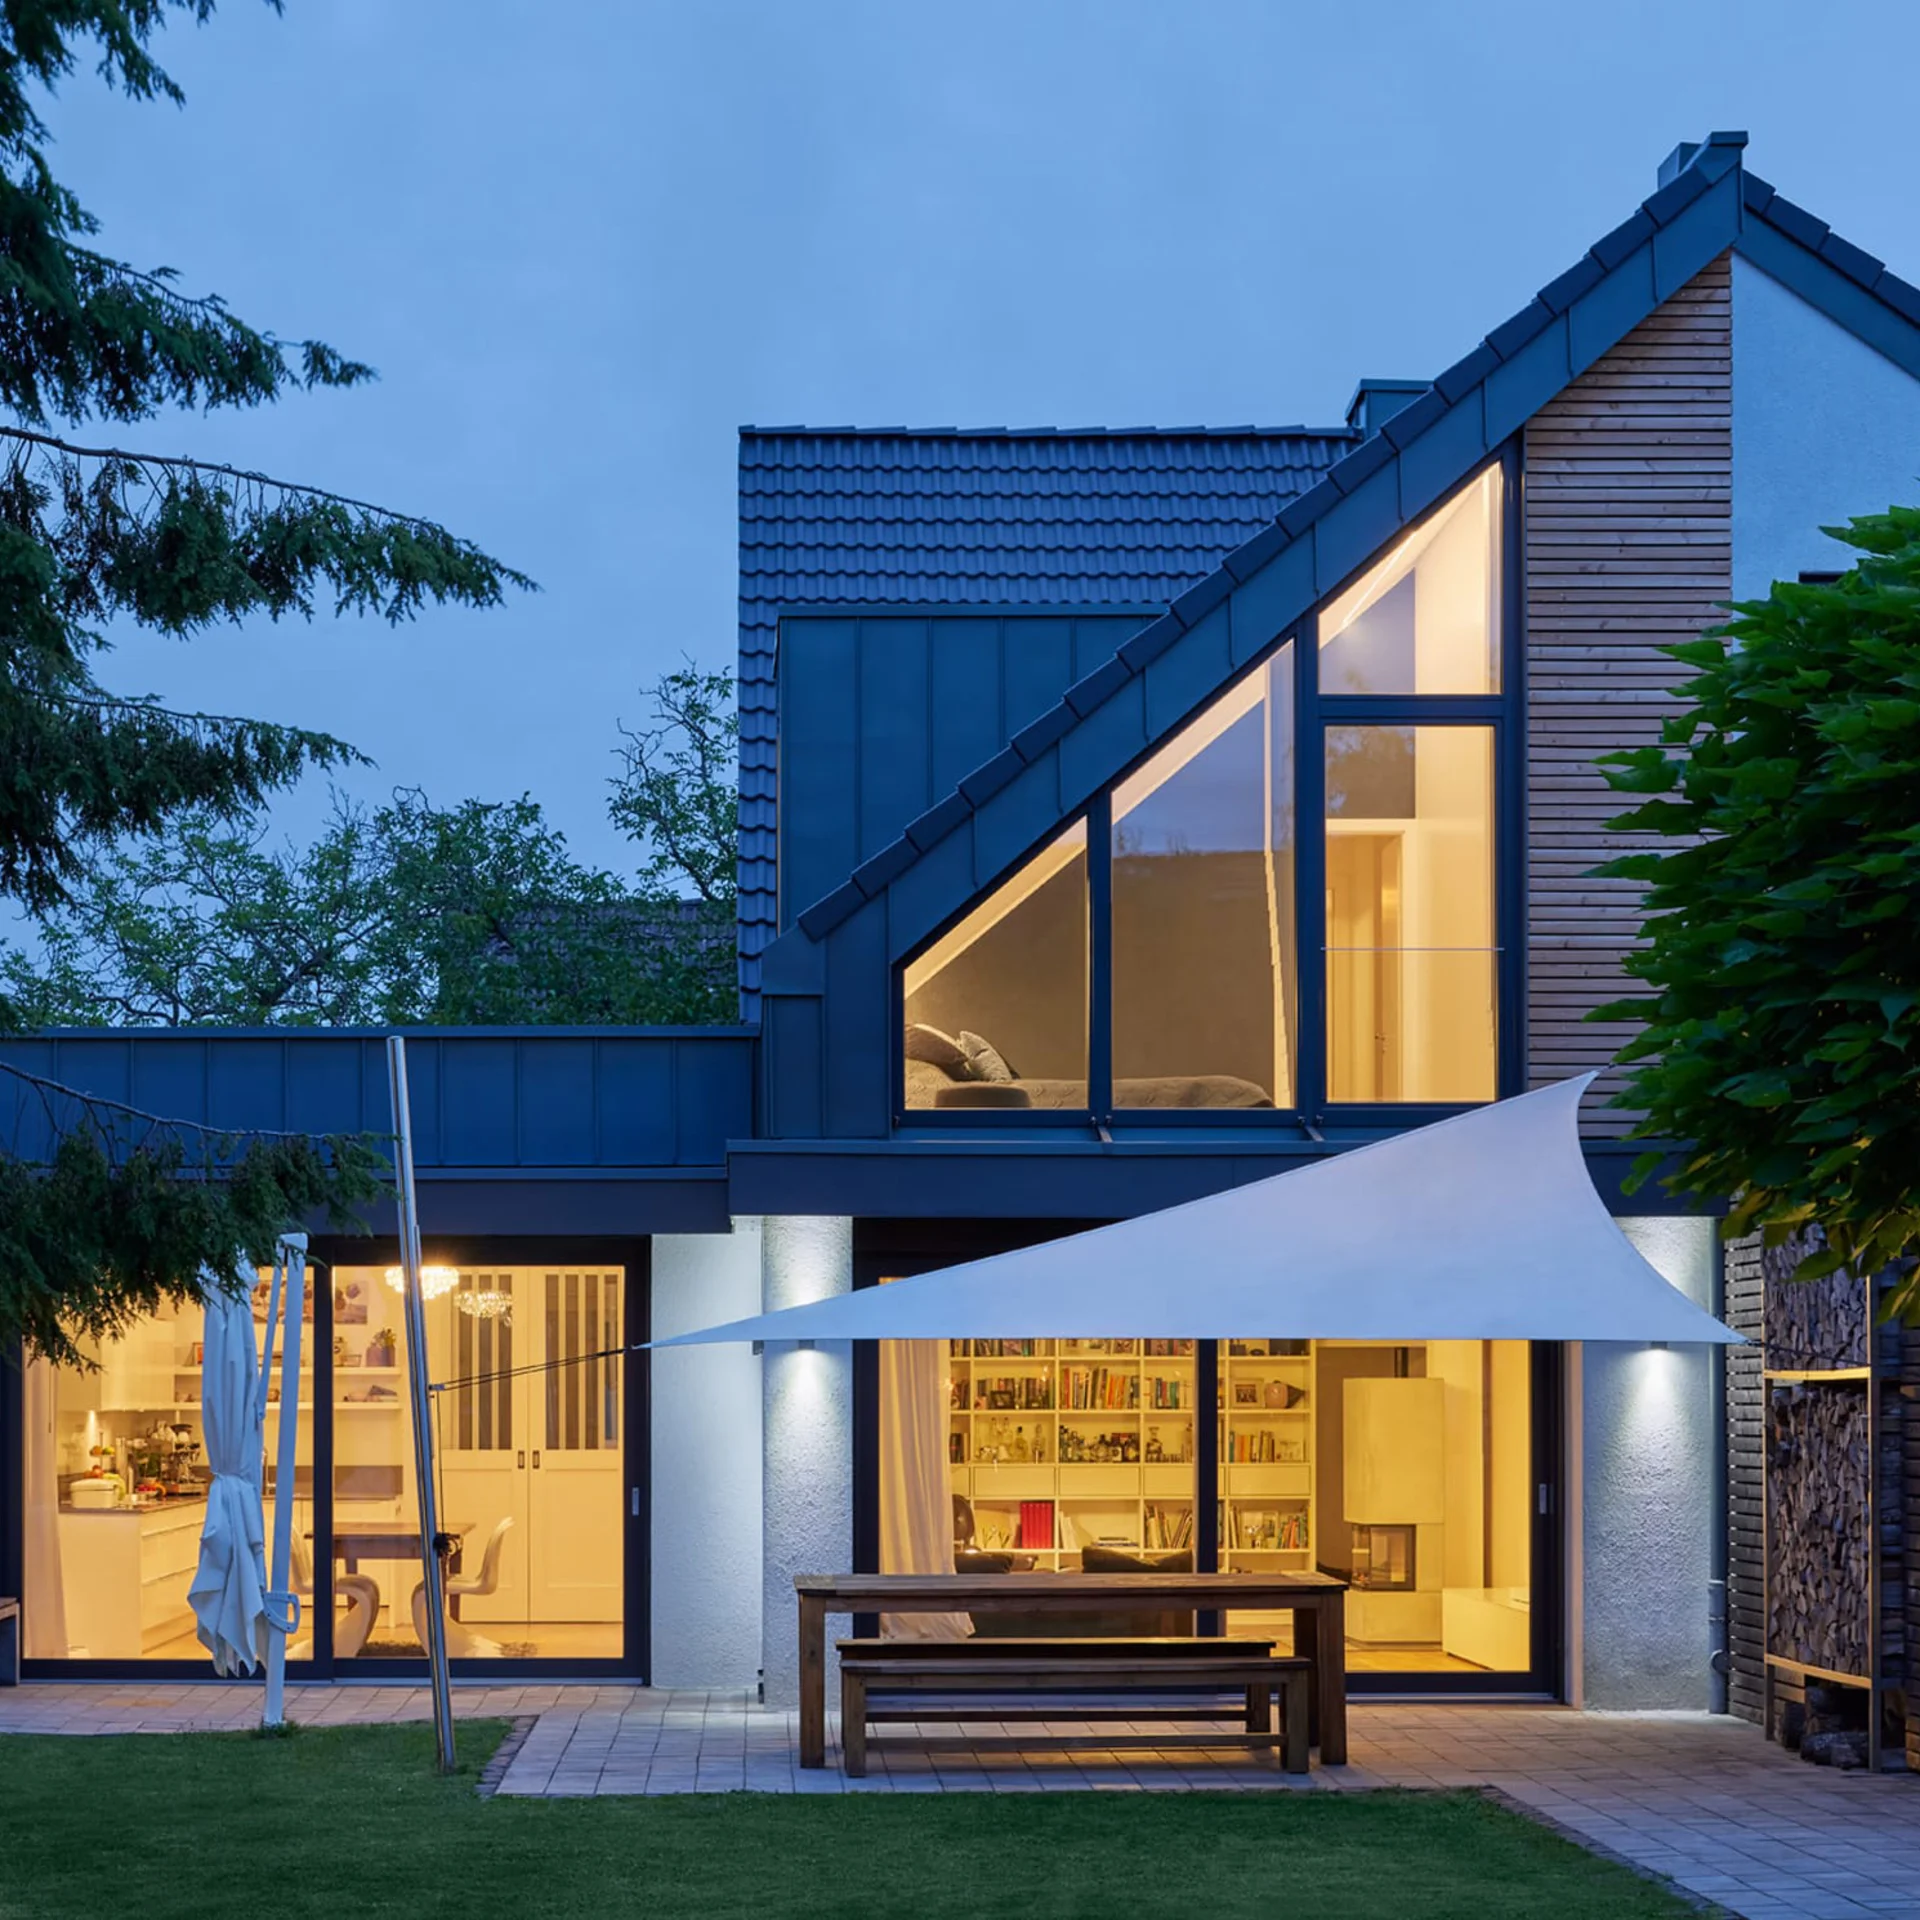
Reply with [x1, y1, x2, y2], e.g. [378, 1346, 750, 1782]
[60, 1492, 208, 1516]
[57, 1496, 208, 1658]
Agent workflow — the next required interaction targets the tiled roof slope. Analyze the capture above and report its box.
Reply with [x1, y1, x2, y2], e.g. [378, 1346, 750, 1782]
[737, 427, 1354, 1008]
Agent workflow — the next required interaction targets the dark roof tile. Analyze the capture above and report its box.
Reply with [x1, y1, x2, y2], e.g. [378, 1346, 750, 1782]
[1642, 163, 1712, 226]
[796, 880, 865, 941]
[1064, 652, 1134, 716]
[1117, 613, 1184, 669]
[1434, 341, 1498, 402]
[1010, 699, 1078, 762]
[1875, 272, 1920, 327]
[1325, 430, 1395, 492]
[851, 836, 916, 898]
[1538, 254, 1606, 315]
[1763, 192, 1830, 251]
[1591, 208, 1656, 270]
[958, 746, 1025, 808]
[1278, 480, 1338, 536]
[1742, 171, 1776, 217]
[1170, 568, 1233, 625]
[1820, 232, 1884, 288]
[1379, 386, 1447, 448]
[1485, 299, 1555, 362]
[903, 790, 970, 851]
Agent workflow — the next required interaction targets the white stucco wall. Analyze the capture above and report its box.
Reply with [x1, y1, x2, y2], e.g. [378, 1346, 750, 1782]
[649, 1224, 764, 1687]
[1732, 257, 1920, 602]
[1579, 1216, 1718, 1709]
[758, 1215, 853, 1709]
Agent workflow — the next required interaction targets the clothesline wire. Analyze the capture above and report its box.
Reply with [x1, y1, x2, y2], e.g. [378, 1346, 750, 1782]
[427, 1341, 640, 1395]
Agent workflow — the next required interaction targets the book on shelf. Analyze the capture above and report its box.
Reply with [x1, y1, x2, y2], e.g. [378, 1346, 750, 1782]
[973, 1374, 1053, 1411]
[1062, 1365, 1139, 1410]
[1143, 1503, 1195, 1551]
[1221, 1505, 1309, 1551]
[1017, 1500, 1054, 1550]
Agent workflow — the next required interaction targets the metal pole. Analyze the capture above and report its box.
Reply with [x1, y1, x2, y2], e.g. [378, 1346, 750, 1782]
[263, 1234, 307, 1728]
[387, 1035, 457, 1773]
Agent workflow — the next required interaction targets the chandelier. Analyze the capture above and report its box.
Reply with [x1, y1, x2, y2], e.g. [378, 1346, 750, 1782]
[456, 1288, 513, 1323]
[384, 1263, 460, 1301]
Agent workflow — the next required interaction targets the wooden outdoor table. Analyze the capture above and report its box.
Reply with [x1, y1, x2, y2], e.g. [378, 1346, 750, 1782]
[793, 1571, 1348, 1769]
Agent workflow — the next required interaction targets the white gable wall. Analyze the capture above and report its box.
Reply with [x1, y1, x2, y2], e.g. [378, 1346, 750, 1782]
[1732, 258, 1920, 602]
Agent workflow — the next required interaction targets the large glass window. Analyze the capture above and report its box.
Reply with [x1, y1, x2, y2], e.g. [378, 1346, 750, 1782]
[876, 1325, 1536, 1678]
[897, 465, 1508, 1118]
[1111, 646, 1294, 1110]
[334, 1264, 624, 1663]
[30, 1285, 309, 1662]
[1318, 464, 1502, 694]
[882, 1334, 1198, 1579]
[1325, 725, 1495, 1102]
[902, 821, 1088, 1111]
[1222, 1337, 1533, 1672]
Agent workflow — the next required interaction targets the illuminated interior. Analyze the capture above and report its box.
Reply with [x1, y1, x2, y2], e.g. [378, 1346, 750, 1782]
[881, 1331, 1534, 1673]
[27, 1268, 623, 1663]
[1318, 463, 1502, 695]
[1325, 725, 1496, 1102]
[1111, 643, 1296, 1108]
[902, 821, 1088, 1110]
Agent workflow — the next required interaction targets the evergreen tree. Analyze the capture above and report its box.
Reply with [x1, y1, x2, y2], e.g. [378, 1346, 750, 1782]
[0, 1, 527, 1357]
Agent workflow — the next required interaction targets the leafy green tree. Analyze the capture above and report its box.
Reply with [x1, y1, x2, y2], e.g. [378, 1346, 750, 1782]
[4, 787, 737, 1027]
[610, 661, 738, 904]
[0, 0, 526, 1355]
[1595, 507, 1920, 1322]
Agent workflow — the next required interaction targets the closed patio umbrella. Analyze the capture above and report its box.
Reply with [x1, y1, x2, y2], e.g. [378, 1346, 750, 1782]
[188, 1260, 270, 1676]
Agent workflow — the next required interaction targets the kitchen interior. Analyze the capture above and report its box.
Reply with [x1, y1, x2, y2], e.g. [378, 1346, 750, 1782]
[37, 1265, 624, 1664]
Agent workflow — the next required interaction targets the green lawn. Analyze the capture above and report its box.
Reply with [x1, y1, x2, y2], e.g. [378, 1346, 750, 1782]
[0, 1721, 1692, 1920]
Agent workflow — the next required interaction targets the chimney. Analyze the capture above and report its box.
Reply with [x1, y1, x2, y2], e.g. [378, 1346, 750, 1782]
[1658, 130, 1748, 188]
[1345, 378, 1429, 437]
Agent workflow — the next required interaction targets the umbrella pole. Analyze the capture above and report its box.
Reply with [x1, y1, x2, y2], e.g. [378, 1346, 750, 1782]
[387, 1036, 457, 1773]
[263, 1235, 307, 1728]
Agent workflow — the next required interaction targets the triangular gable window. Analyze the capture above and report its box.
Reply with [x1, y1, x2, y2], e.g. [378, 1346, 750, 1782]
[898, 459, 1512, 1124]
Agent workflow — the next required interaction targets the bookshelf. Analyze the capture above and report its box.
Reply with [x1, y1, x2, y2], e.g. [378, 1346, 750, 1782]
[1218, 1340, 1315, 1571]
[947, 1339, 1197, 1565]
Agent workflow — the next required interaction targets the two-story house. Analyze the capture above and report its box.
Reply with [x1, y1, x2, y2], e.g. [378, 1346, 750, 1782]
[5, 132, 1917, 1767]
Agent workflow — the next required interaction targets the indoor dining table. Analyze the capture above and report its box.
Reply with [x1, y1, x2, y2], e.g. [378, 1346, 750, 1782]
[321, 1517, 475, 1615]
[793, 1569, 1348, 1768]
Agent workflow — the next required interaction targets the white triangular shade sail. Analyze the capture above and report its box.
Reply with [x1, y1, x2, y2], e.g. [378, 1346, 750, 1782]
[660, 1076, 1739, 1347]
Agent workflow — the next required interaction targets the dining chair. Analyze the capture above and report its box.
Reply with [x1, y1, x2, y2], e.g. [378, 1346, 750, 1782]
[410, 1514, 514, 1657]
[288, 1529, 381, 1659]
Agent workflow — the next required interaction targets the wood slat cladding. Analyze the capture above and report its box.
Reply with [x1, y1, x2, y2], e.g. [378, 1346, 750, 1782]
[1523, 255, 1732, 1130]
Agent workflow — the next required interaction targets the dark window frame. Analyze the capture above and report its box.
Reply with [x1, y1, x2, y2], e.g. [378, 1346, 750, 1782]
[6, 1234, 651, 1686]
[850, 1222, 1566, 1698]
[895, 443, 1526, 1132]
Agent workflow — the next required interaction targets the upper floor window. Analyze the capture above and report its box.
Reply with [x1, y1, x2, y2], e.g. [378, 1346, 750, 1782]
[1111, 646, 1295, 1110]
[899, 461, 1511, 1122]
[903, 821, 1087, 1112]
[1318, 464, 1502, 695]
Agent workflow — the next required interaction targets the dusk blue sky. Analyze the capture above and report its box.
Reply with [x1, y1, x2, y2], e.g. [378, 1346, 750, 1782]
[43, 0, 1920, 876]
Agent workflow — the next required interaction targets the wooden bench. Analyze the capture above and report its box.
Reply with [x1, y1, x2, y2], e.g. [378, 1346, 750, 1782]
[836, 1637, 1310, 1777]
[0, 1598, 19, 1686]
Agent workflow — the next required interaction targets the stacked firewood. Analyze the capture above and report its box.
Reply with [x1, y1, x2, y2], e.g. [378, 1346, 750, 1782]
[1766, 1381, 1871, 1681]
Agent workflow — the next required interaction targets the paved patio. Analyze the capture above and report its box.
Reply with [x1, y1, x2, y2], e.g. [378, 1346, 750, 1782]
[4, 1683, 1917, 1918]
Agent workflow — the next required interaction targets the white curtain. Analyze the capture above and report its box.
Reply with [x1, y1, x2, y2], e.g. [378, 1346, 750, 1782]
[878, 1340, 967, 1639]
[23, 1356, 70, 1658]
